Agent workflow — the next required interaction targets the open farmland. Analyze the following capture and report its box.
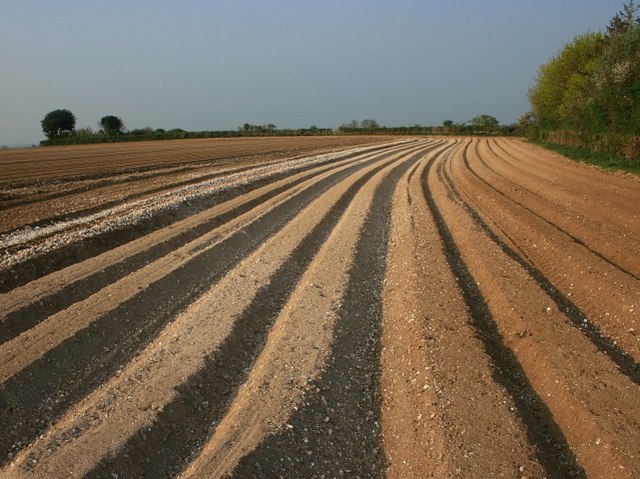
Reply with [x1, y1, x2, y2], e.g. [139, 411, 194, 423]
[0, 136, 639, 478]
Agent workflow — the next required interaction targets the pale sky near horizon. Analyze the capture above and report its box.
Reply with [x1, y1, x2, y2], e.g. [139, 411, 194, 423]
[0, 0, 623, 146]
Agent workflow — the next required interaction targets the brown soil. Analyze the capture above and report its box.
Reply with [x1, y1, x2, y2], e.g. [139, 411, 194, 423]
[0, 137, 638, 478]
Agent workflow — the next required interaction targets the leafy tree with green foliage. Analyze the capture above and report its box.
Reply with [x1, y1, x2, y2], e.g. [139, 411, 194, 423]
[592, 5, 640, 133]
[100, 115, 124, 135]
[470, 115, 499, 131]
[528, 2, 639, 133]
[608, 0, 639, 36]
[527, 2, 640, 160]
[519, 112, 536, 127]
[528, 32, 607, 130]
[41, 109, 76, 139]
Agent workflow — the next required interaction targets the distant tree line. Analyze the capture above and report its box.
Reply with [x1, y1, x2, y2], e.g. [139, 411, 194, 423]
[39, 113, 337, 146]
[39, 110, 521, 147]
[40, 110, 127, 144]
[527, 1, 640, 161]
[240, 123, 277, 133]
[338, 115, 518, 136]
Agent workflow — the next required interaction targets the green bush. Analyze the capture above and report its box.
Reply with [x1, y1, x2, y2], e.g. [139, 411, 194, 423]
[528, 3, 640, 162]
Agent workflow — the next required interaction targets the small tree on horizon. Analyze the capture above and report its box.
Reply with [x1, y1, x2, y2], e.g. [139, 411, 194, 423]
[360, 119, 380, 129]
[100, 115, 124, 135]
[470, 114, 500, 128]
[41, 109, 76, 139]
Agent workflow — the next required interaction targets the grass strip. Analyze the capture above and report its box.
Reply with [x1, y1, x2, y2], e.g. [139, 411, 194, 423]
[530, 139, 640, 175]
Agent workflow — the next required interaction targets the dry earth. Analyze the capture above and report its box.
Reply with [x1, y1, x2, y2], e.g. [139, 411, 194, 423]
[0, 136, 638, 478]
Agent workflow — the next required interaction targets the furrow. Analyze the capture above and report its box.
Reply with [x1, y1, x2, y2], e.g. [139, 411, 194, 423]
[481, 139, 640, 279]
[0, 154, 264, 211]
[0, 143, 425, 479]
[0, 142, 408, 274]
[380, 142, 451, 478]
[88, 143, 436, 478]
[0, 158, 235, 214]
[473, 140, 640, 282]
[422, 143, 587, 478]
[228, 143, 447, 478]
[436, 142, 640, 478]
[0, 143, 409, 292]
[177, 141, 427, 479]
[0, 148, 374, 381]
[0, 142, 419, 343]
[0, 137, 398, 184]
[490, 138, 640, 234]
[0, 141, 407, 233]
[453, 140, 640, 367]
[0, 144, 427, 465]
[380, 139, 552, 478]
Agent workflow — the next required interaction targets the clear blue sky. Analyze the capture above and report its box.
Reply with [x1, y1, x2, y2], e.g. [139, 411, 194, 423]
[0, 0, 623, 145]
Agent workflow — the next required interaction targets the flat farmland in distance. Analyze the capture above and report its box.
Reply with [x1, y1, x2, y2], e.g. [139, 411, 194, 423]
[0, 137, 639, 478]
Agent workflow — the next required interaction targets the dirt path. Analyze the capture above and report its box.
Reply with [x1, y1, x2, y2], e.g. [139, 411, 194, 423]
[1, 137, 638, 478]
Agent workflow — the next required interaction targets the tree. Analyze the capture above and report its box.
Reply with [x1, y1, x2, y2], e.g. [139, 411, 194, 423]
[442, 120, 454, 128]
[608, 1, 639, 36]
[360, 119, 380, 129]
[528, 3, 640, 135]
[470, 114, 499, 128]
[528, 32, 607, 130]
[518, 111, 536, 127]
[592, 18, 640, 133]
[41, 109, 76, 139]
[100, 115, 124, 135]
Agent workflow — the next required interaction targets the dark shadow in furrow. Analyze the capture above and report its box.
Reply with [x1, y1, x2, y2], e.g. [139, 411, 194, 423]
[479, 140, 640, 282]
[0, 147, 417, 467]
[423, 147, 587, 479]
[444, 144, 640, 386]
[0, 142, 413, 293]
[0, 170, 315, 345]
[85, 146, 434, 479]
[0, 143, 424, 346]
[230, 148, 443, 479]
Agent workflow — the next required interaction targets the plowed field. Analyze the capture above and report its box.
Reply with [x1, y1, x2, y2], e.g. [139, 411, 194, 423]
[0, 136, 638, 478]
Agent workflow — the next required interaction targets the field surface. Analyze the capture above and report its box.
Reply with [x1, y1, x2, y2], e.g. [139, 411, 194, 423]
[0, 136, 638, 478]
